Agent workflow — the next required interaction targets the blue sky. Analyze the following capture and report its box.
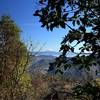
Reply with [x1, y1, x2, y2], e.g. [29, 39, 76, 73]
[0, 0, 68, 51]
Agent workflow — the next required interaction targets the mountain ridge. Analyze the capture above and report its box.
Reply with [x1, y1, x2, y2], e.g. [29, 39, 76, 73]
[31, 50, 76, 57]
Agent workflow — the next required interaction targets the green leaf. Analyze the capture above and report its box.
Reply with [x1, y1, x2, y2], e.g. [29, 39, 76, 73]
[60, 21, 66, 28]
[77, 20, 80, 25]
[72, 20, 75, 26]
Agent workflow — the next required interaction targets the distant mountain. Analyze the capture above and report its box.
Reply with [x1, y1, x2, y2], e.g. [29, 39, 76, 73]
[31, 51, 60, 57]
[31, 51, 76, 57]
[29, 54, 100, 81]
[29, 55, 55, 74]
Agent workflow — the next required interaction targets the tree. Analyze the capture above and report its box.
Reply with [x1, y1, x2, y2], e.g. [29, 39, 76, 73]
[34, 0, 100, 99]
[0, 16, 32, 100]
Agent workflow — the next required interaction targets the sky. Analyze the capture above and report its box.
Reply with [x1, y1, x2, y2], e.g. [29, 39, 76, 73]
[0, 0, 68, 51]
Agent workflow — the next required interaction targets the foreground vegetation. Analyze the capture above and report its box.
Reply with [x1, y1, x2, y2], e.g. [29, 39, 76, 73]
[1, 0, 100, 99]
[0, 16, 33, 100]
[34, 0, 100, 99]
[0, 15, 77, 100]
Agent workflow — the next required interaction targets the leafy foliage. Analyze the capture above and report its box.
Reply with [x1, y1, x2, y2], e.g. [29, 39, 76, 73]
[73, 82, 100, 100]
[34, 0, 100, 99]
[0, 16, 32, 100]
